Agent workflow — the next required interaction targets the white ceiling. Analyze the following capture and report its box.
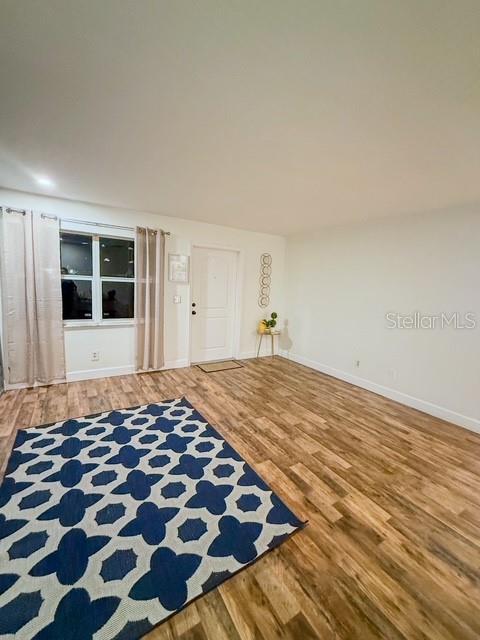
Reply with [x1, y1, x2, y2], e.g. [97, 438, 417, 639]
[1, 1, 479, 235]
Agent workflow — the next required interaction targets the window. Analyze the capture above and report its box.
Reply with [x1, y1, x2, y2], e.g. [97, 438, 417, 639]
[100, 237, 134, 278]
[60, 233, 93, 276]
[102, 282, 134, 319]
[61, 279, 93, 320]
[60, 233, 93, 320]
[99, 237, 135, 320]
[60, 232, 134, 322]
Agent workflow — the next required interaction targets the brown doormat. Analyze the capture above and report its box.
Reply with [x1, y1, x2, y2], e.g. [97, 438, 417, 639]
[196, 360, 244, 373]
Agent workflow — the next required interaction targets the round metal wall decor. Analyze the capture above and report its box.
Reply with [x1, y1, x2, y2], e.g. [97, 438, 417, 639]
[258, 253, 272, 308]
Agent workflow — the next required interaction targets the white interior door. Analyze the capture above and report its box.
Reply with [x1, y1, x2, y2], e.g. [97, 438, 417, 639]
[190, 247, 238, 363]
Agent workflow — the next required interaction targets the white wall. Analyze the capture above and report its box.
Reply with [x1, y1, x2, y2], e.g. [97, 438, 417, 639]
[284, 207, 480, 431]
[0, 188, 286, 380]
[2, 187, 479, 433]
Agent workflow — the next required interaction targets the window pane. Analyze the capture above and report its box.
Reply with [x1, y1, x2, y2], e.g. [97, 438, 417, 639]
[100, 237, 134, 277]
[61, 279, 92, 320]
[102, 282, 134, 319]
[60, 233, 92, 276]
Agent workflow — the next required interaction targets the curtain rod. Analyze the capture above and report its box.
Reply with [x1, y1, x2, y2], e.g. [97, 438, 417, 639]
[2, 208, 171, 236]
[4, 207, 26, 215]
[56, 215, 171, 236]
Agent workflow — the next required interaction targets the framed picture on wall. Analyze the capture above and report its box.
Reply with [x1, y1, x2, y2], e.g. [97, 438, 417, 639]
[168, 253, 189, 283]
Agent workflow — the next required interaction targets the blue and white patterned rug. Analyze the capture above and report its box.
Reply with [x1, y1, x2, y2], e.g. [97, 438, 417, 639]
[0, 397, 304, 639]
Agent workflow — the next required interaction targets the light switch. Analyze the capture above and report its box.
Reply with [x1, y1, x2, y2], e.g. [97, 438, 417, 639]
[173, 295, 182, 304]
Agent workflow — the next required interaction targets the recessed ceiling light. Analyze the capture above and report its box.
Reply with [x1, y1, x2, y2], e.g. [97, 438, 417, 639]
[35, 176, 55, 188]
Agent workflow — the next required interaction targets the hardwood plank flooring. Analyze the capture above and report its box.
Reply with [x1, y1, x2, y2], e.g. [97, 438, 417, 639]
[1, 356, 479, 639]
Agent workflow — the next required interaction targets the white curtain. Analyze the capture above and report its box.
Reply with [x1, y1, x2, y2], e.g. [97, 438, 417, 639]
[0, 209, 66, 386]
[135, 226, 165, 371]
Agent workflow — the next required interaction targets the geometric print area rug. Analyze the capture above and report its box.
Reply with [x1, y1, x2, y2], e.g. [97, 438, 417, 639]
[0, 397, 304, 640]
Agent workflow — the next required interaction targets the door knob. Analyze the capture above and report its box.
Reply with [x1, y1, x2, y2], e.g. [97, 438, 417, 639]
[192, 302, 196, 307]
[192, 310, 196, 315]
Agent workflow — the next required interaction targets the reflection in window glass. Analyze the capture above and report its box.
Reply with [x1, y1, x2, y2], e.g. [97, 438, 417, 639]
[60, 233, 92, 276]
[102, 282, 134, 319]
[61, 279, 92, 320]
[100, 237, 134, 277]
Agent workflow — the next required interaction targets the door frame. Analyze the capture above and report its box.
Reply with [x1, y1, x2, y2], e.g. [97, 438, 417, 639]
[188, 243, 243, 364]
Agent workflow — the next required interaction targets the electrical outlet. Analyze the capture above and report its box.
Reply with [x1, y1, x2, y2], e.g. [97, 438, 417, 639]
[91, 351, 100, 362]
[173, 295, 182, 304]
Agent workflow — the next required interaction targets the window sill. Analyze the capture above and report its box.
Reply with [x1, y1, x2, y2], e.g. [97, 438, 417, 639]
[63, 320, 135, 330]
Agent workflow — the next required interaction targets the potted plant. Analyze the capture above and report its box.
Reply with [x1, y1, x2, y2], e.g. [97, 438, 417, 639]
[259, 312, 278, 334]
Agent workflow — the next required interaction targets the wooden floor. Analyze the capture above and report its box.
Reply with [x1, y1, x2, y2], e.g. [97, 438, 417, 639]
[1, 357, 479, 640]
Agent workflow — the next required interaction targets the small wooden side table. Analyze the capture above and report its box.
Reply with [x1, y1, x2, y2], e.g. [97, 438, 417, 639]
[257, 330, 281, 358]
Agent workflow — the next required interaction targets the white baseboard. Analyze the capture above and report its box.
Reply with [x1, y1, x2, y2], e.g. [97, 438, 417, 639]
[163, 358, 190, 370]
[66, 358, 190, 382]
[7, 358, 192, 388]
[66, 365, 136, 382]
[5, 377, 66, 391]
[281, 351, 480, 434]
[238, 351, 277, 360]
[238, 351, 256, 360]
